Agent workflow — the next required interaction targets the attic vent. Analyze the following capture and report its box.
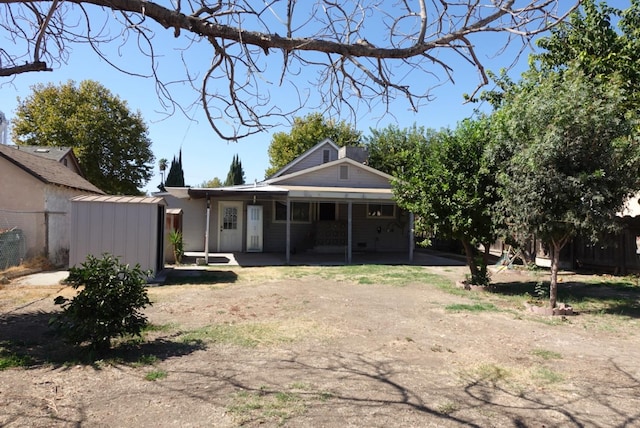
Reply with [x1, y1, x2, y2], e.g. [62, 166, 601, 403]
[35, 148, 50, 153]
[339, 165, 349, 180]
[323, 149, 330, 163]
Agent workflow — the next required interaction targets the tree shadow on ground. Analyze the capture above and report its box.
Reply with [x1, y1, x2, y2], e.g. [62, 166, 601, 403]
[161, 269, 238, 286]
[486, 278, 640, 317]
[177, 350, 639, 427]
[0, 310, 204, 368]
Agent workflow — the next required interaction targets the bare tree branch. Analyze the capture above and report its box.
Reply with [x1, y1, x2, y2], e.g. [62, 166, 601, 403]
[0, 0, 580, 140]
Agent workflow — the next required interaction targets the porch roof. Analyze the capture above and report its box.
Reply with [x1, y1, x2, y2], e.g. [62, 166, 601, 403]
[165, 184, 394, 201]
[281, 185, 394, 201]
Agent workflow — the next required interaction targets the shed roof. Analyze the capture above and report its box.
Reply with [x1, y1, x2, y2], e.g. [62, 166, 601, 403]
[71, 195, 166, 205]
[0, 144, 104, 194]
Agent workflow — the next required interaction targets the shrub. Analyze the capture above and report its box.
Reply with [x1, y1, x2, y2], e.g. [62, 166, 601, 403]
[50, 254, 151, 351]
[168, 230, 184, 264]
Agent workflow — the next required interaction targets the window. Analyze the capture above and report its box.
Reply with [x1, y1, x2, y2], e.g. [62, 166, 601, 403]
[323, 149, 330, 163]
[339, 165, 349, 180]
[367, 204, 395, 218]
[223, 206, 238, 229]
[274, 201, 311, 222]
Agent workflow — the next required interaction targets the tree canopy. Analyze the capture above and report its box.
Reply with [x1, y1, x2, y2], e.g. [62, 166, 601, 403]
[393, 117, 498, 284]
[224, 154, 245, 186]
[0, 1, 578, 140]
[492, 68, 640, 308]
[535, 0, 640, 111]
[265, 113, 361, 177]
[11, 80, 154, 195]
[200, 177, 222, 188]
[364, 124, 431, 176]
[164, 150, 185, 187]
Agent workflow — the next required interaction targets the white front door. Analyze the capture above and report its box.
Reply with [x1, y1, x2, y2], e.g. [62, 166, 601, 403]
[218, 201, 243, 252]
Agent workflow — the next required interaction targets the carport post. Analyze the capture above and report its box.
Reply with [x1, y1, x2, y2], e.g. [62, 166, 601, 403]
[409, 211, 415, 262]
[286, 198, 291, 264]
[347, 202, 352, 264]
[204, 195, 210, 264]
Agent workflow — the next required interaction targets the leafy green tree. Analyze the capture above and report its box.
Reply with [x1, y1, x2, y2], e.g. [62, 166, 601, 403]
[492, 69, 640, 308]
[164, 150, 185, 187]
[364, 124, 430, 176]
[266, 113, 362, 177]
[393, 117, 499, 285]
[50, 253, 151, 352]
[200, 177, 223, 188]
[12, 80, 154, 195]
[224, 154, 246, 186]
[535, 0, 640, 110]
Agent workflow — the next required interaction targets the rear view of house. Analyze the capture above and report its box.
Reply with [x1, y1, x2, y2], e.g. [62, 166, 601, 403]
[161, 139, 414, 264]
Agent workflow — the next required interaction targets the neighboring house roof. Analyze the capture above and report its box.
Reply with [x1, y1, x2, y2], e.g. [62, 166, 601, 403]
[15, 145, 73, 162]
[268, 138, 339, 179]
[13, 145, 84, 176]
[0, 144, 104, 194]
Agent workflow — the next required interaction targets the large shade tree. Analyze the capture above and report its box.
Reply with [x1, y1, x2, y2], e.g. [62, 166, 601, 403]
[492, 69, 640, 309]
[0, 1, 578, 140]
[535, 0, 640, 110]
[265, 112, 361, 177]
[11, 80, 154, 195]
[393, 117, 499, 284]
[364, 124, 431, 176]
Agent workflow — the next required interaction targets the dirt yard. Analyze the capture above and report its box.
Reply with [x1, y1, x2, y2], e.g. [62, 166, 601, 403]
[1, 264, 639, 427]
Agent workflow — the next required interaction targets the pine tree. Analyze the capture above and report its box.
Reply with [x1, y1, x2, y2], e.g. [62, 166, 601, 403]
[224, 154, 245, 186]
[164, 149, 185, 187]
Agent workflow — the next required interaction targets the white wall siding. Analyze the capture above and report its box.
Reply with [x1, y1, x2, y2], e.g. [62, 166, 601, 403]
[277, 164, 391, 188]
[281, 143, 338, 176]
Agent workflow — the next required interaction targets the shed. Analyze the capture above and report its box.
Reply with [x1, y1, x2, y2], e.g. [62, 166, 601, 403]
[69, 195, 166, 277]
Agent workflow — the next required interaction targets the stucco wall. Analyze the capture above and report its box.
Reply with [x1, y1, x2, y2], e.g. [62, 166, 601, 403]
[0, 159, 47, 259]
[163, 194, 207, 252]
[44, 185, 87, 266]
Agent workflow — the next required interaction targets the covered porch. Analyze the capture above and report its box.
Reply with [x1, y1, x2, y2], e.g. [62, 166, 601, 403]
[166, 184, 415, 265]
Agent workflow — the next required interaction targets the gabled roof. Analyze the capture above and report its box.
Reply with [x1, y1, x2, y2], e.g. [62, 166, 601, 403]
[265, 157, 394, 185]
[268, 138, 339, 179]
[0, 144, 104, 194]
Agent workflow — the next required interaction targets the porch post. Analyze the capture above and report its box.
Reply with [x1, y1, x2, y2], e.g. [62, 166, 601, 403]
[347, 201, 352, 264]
[409, 211, 415, 262]
[286, 198, 291, 264]
[204, 195, 211, 264]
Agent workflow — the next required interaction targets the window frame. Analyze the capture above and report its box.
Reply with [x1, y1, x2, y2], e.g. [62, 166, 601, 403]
[273, 201, 312, 223]
[366, 203, 396, 219]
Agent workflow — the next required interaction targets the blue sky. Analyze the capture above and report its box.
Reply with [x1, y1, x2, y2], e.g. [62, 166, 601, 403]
[0, 4, 556, 193]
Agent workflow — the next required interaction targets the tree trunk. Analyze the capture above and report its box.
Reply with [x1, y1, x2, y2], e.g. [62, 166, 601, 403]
[461, 239, 478, 280]
[482, 243, 491, 268]
[549, 241, 561, 309]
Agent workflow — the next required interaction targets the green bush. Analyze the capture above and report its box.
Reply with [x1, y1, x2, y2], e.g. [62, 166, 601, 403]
[50, 254, 152, 351]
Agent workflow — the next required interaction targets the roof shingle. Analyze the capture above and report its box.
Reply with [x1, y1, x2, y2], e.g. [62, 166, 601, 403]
[0, 144, 104, 194]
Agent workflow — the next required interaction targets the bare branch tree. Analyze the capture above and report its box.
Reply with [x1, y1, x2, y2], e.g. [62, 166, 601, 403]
[0, 0, 580, 140]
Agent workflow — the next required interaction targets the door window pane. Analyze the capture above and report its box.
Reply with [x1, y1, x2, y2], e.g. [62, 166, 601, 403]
[223, 207, 238, 229]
